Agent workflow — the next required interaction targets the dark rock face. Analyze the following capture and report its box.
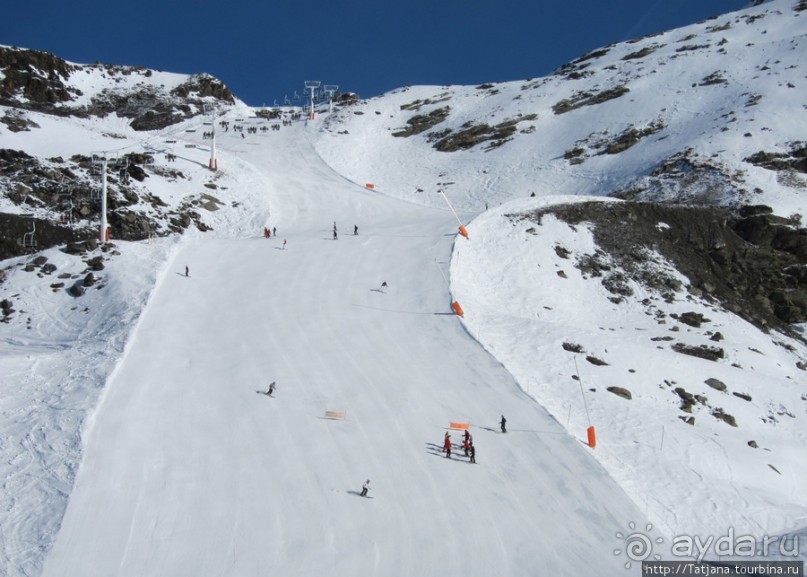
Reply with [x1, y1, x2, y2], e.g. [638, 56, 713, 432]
[521, 201, 807, 336]
[171, 74, 235, 103]
[745, 144, 807, 174]
[677, 312, 710, 328]
[552, 85, 630, 115]
[67, 282, 85, 297]
[0, 46, 235, 131]
[672, 343, 725, 362]
[0, 47, 76, 107]
[392, 107, 450, 138]
[0, 213, 91, 261]
[562, 342, 584, 353]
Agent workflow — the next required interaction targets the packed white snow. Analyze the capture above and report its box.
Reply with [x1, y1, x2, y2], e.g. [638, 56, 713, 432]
[0, 0, 805, 574]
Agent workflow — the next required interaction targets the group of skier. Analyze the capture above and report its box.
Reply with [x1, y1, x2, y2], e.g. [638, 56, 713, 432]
[332, 222, 359, 240]
[443, 429, 476, 464]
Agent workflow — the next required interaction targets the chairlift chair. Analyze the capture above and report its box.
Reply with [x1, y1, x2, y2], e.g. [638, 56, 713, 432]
[22, 219, 37, 249]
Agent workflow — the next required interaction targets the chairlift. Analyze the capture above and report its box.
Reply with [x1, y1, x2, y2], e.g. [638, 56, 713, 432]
[22, 219, 37, 249]
[292, 92, 301, 102]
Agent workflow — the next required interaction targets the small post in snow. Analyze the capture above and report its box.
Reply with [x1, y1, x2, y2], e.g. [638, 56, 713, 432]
[438, 190, 469, 239]
[574, 355, 596, 449]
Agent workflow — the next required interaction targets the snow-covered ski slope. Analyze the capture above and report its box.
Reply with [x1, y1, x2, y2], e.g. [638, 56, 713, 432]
[39, 121, 652, 576]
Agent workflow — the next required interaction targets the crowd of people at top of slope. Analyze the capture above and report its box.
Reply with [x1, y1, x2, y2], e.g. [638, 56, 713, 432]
[199, 116, 303, 140]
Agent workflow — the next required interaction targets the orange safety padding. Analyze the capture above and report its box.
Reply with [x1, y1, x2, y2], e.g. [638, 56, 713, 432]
[458, 225, 469, 239]
[451, 301, 464, 317]
[449, 422, 470, 430]
[365, 183, 375, 189]
[324, 411, 346, 420]
[587, 425, 596, 448]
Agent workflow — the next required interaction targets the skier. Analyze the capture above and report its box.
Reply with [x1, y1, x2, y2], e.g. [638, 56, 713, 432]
[500, 415, 507, 433]
[443, 433, 452, 458]
[273, 227, 277, 237]
[380, 281, 388, 291]
[266, 381, 276, 396]
[283, 239, 287, 250]
[469, 443, 476, 464]
[463, 437, 470, 457]
[354, 224, 358, 235]
[333, 229, 338, 240]
[185, 265, 189, 277]
[360, 480, 370, 497]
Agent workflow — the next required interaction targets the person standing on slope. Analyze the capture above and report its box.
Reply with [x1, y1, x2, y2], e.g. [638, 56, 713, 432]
[361, 480, 370, 497]
[500, 415, 507, 433]
[443, 433, 452, 458]
[469, 442, 476, 464]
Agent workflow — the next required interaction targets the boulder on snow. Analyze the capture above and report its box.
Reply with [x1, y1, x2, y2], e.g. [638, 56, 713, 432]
[607, 386, 632, 400]
[705, 378, 728, 391]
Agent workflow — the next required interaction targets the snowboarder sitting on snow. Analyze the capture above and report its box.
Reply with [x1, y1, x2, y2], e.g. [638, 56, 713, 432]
[361, 480, 370, 497]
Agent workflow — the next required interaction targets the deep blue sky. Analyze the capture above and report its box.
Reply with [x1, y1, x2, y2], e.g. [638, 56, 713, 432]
[5, 0, 750, 106]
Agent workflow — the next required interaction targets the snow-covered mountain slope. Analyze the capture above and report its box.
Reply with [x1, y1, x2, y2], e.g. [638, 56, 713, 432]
[452, 195, 806, 549]
[37, 126, 654, 577]
[315, 0, 806, 218]
[0, 1, 804, 575]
